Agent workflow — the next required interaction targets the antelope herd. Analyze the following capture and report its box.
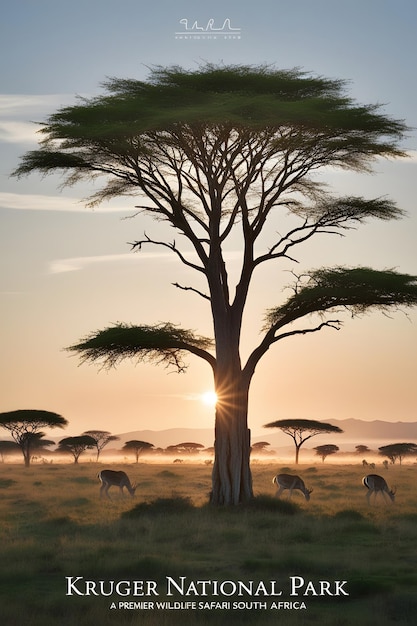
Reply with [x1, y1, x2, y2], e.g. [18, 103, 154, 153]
[97, 469, 398, 505]
[272, 472, 397, 505]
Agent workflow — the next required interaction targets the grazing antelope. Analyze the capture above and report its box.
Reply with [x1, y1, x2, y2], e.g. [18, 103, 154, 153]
[273, 474, 313, 501]
[98, 470, 137, 499]
[362, 474, 396, 504]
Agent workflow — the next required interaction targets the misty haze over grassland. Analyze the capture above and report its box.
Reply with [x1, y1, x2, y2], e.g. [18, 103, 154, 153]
[3, 419, 417, 466]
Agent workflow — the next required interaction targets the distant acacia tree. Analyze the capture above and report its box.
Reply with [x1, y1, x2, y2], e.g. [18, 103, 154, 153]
[82, 430, 120, 462]
[0, 410, 67, 467]
[57, 435, 96, 464]
[166, 442, 205, 455]
[251, 441, 271, 454]
[355, 445, 371, 455]
[27, 434, 55, 461]
[378, 442, 417, 465]
[0, 441, 20, 462]
[13, 64, 417, 504]
[265, 419, 343, 464]
[314, 444, 339, 462]
[122, 440, 154, 463]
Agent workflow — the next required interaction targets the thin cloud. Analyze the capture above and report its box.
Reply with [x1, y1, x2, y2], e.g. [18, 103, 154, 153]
[49, 252, 173, 274]
[0, 120, 40, 144]
[49, 249, 242, 274]
[0, 93, 84, 144]
[0, 93, 77, 115]
[0, 192, 136, 213]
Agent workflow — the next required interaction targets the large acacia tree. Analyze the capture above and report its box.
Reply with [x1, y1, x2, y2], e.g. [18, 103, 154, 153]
[13, 64, 417, 504]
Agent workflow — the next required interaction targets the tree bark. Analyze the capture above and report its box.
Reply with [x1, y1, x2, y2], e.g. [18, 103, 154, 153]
[210, 372, 253, 505]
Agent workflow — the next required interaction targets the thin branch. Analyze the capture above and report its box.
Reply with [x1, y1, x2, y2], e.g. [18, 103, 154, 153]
[129, 234, 206, 274]
[172, 282, 211, 300]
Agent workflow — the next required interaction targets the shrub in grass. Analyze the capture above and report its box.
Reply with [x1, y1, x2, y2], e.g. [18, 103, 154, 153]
[62, 497, 90, 506]
[334, 509, 365, 521]
[122, 496, 194, 518]
[247, 495, 300, 515]
[70, 476, 96, 484]
[157, 470, 180, 479]
[0, 478, 16, 488]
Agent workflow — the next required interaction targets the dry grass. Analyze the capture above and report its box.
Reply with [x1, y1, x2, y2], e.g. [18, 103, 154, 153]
[0, 460, 416, 625]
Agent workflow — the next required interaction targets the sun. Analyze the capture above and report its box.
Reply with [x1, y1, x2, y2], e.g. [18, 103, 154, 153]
[201, 391, 218, 407]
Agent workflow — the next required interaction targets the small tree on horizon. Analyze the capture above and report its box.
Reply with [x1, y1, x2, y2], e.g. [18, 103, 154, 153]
[264, 419, 343, 464]
[166, 442, 205, 455]
[82, 430, 120, 462]
[378, 442, 417, 465]
[314, 443, 339, 462]
[13, 64, 417, 504]
[251, 441, 271, 454]
[56, 435, 96, 464]
[122, 440, 154, 463]
[355, 445, 371, 455]
[0, 410, 68, 467]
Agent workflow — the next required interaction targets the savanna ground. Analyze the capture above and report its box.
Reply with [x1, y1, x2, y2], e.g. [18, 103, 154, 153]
[0, 460, 416, 625]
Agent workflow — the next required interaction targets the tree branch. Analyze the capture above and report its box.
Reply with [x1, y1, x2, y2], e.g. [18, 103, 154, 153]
[172, 282, 210, 300]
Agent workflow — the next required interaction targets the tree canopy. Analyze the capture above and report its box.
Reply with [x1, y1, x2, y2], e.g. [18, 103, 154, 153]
[0, 409, 67, 467]
[314, 444, 340, 462]
[13, 63, 417, 504]
[57, 435, 96, 463]
[264, 419, 343, 464]
[122, 440, 154, 462]
[378, 442, 417, 465]
[82, 430, 120, 461]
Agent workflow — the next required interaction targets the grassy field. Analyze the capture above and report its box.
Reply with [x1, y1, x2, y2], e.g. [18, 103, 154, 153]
[0, 460, 416, 625]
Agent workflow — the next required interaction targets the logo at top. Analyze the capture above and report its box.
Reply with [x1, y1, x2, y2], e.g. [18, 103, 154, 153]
[175, 18, 242, 40]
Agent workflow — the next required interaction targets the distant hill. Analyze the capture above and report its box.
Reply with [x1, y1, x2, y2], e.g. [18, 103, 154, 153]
[111, 419, 417, 451]
[326, 418, 417, 442]
[114, 428, 216, 449]
[49, 419, 417, 453]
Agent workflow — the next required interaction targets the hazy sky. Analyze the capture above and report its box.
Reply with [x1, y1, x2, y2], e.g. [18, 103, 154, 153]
[1, 0, 416, 439]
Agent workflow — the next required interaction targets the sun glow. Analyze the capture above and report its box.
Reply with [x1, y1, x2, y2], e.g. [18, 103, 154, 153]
[201, 391, 218, 407]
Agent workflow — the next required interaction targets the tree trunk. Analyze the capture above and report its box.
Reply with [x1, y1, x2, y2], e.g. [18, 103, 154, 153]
[22, 443, 31, 467]
[210, 373, 253, 505]
[295, 444, 301, 464]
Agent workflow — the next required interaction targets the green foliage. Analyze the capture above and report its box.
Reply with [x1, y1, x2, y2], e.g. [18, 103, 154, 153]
[13, 64, 407, 183]
[67, 322, 214, 372]
[266, 267, 417, 328]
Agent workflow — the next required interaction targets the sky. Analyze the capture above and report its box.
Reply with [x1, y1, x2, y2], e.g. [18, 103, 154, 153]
[1, 0, 416, 440]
